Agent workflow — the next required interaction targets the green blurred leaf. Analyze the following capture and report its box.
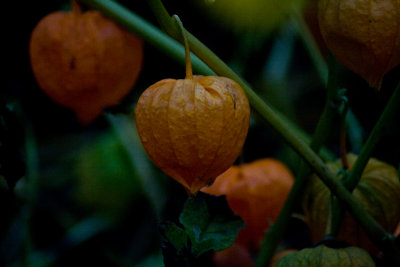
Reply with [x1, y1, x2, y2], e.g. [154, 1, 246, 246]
[179, 193, 244, 257]
[197, 0, 305, 34]
[105, 113, 166, 218]
[64, 216, 112, 247]
[159, 221, 188, 254]
[75, 132, 141, 218]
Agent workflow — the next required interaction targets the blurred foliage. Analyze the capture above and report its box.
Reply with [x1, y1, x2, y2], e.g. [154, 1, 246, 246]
[74, 132, 141, 218]
[195, 0, 305, 35]
[2, 0, 400, 266]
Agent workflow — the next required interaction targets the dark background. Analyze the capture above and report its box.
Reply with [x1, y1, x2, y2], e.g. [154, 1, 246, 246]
[2, 0, 399, 266]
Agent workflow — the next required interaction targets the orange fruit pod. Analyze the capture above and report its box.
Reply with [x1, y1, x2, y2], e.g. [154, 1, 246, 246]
[318, 0, 400, 89]
[29, 0, 143, 124]
[269, 249, 298, 267]
[275, 245, 375, 267]
[135, 75, 250, 195]
[134, 16, 250, 195]
[202, 158, 294, 251]
[212, 242, 254, 267]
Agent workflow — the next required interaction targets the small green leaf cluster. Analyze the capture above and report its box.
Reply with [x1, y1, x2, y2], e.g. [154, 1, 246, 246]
[159, 193, 244, 266]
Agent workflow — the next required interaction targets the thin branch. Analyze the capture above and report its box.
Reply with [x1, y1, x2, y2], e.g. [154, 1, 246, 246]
[344, 82, 400, 190]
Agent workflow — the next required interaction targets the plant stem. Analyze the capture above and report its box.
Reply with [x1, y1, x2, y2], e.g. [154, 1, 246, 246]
[343, 82, 400, 190]
[329, 81, 400, 239]
[80, 0, 213, 76]
[327, 107, 348, 238]
[172, 15, 193, 79]
[256, 54, 340, 267]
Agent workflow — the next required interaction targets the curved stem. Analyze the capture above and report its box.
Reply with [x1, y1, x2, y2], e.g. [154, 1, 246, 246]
[172, 15, 193, 79]
[343, 82, 400, 190]
[81, 0, 213, 75]
[328, 105, 349, 238]
[330, 81, 400, 241]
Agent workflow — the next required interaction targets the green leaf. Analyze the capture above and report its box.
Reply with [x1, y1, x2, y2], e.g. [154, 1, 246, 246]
[159, 221, 188, 255]
[179, 193, 245, 257]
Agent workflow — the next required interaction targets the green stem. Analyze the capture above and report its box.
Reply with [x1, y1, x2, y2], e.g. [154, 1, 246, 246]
[327, 108, 349, 238]
[256, 54, 340, 267]
[329, 81, 400, 239]
[171, 15, 193, 79]
[80, 0, 213, 76]
[344, 82, 400, 190]
[328, 199, 344, 238]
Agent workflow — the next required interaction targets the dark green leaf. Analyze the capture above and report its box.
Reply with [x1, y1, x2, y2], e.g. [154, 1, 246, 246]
[179, 193, 245, 257]
[159, 221, 188, 254]
[159, 221, 191, 267]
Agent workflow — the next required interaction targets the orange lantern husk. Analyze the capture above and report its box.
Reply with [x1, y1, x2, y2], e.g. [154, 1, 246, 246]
[134, 16, 250, 195]
[318, 0, 400, 89]
[202, 158, 294, 251]
[29, 0, 143, 124]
